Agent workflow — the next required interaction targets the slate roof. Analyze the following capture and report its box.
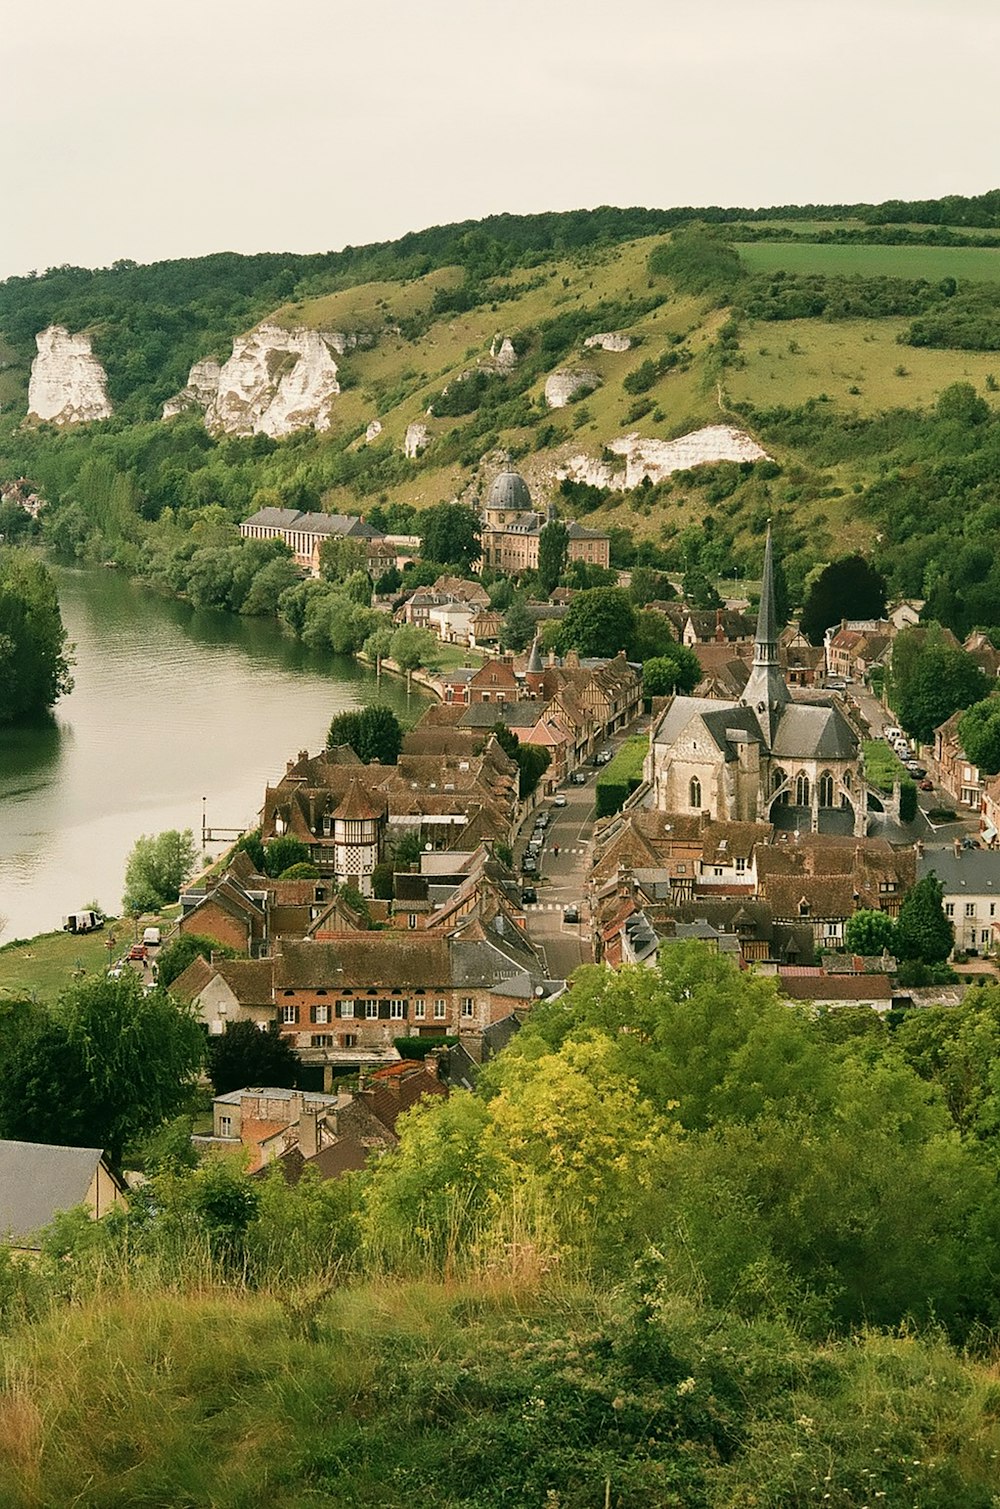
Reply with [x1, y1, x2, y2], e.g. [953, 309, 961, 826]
[241, 507, 383, 539]
[486, 471, 533, 510]
[920, 850, 1000, 895]
[770, 702, 858, 760]
[275, 937, 453, 990]
[0, 1140, 119, 1244]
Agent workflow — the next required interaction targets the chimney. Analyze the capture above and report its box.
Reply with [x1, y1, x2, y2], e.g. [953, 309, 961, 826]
[298, 1107, 319, 1159]
[715, 608, 725, 643]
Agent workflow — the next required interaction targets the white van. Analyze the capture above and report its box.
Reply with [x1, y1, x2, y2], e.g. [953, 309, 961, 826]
[142, 927, 161, 947]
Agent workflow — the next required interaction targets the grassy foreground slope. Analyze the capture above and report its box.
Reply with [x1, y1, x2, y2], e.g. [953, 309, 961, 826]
[3, 1276, 1000, 1508]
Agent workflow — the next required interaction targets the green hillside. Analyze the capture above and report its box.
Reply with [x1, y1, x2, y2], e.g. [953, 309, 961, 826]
[4, 191, 1000, 625]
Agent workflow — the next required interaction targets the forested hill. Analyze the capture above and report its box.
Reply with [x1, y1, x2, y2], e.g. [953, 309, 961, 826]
[5, 189, 1000, 633]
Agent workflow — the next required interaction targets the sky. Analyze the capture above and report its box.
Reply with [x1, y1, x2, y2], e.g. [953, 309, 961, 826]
[3, 0, 998, 280]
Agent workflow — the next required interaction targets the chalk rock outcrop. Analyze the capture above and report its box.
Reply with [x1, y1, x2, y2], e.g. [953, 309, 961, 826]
[489, 335, 518, 372]
[544, 368, 601, 409]
[583, 331, 632, 352]
[365, 419, 383, 443]
[28, 326, 113, 424]
[163, 324, 344, 436]
[559, 425, 770, 490]
[404, 421, 430, 458]
[162, 358, 222, 420]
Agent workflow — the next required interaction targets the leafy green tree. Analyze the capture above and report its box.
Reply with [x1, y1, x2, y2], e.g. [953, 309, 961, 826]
[207, 1020, 300, 1096]
[844, 909, 896, 955]
[642, 648, 701, 697]
[897, 642, 987, 744]
[158, 932, 240, 989]
[628, 567, 672, 606]
[262, 835, 311, 877]
[374, 566, 402, 594]
[0, 549, 74, 724]
[0, 975, 204, 1167]
[800, 555, 887, 645]
[328, 704, 403, 764]
[682, 569, 722, 610]
[537, 520, 569, 595]
[318, 535, 369, 582]
[420, 502, 481, 571]
[389, 625, 439, 674]
[899, 779, 918, 822]
[895, 873, 954, 964]
[240, 554, 301, 616]
[557, 587, 637, 659]
[233, 829, 266, 872]
[123, 829, 198, 912]
[937, 381, 990, 426]
[371, 862, 394, 900]
[632, 610, 678, 661]
[501, 595, 535, 652]
[393, 830, 424, 868]
[514, 742, 550, 799]
[957, 697, 1000, 775]
[276, 862, 320, 879]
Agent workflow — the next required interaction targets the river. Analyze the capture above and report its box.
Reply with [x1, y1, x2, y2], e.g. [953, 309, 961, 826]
[0, 565, 427, 941]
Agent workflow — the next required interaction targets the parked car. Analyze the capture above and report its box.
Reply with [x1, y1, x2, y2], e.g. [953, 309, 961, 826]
[521, 854, 538, 874]
[563, 905, 581, 923]
[596, 749, 612, 766]
[535, 812, 550, 828]
[127, 943, 147, 962]
[142, 926, 161, 947]
[521, 886, 537, 904]
[909, 765, 927, 779]
[570, 771, 587, 785]
[553, 793, 567, 806]
[63, 909, 104, 935]
[920, 779, 935, 791]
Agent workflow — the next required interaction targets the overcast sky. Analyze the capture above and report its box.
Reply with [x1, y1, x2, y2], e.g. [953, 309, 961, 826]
[3, 0, 997, 280]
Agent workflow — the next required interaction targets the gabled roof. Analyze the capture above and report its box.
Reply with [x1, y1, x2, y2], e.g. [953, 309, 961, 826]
[333, 779, 385, 822]
[0, 1139, 123, 1244]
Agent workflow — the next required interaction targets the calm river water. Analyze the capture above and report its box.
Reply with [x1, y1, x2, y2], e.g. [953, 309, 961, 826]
[0, 565, 426, 941]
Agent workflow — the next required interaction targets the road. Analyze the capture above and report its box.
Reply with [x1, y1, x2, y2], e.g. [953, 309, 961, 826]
[517, 769, 598, 979]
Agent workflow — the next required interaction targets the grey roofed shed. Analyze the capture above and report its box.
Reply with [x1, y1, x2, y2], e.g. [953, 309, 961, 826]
[0, 1139, 124, 1245]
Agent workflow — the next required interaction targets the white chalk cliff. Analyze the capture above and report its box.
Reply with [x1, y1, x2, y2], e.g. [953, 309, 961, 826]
[544, 368, 601, 409]
[583, 332, 632, 352]
[28, 326, 113, 424]
[163, 324, 344, 436]
[404, 421, 430, 458]
[559, 425, 770, 490]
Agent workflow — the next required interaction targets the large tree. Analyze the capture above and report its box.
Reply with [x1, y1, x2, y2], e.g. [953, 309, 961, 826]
[158, 933, 240, 988]
[328, 704, 403, 765]
[896, 642, 987, 744]
[557, 587, 637, 659]
[537, 520, 569, 595]
[800, 555, 887, 646]
[0, 975, 204, 1167]
[844, 908, 897, 956]
[501, 595, 535, 652]
[123, 829, 198, 913]
[420, 503, 481, 572]
[207, 1020, 300, 1096]
[957, 696, 1000, 775]
[0, 548, 74, 724]
[642, 647, 701, 697]
[895, 873, 954, 965]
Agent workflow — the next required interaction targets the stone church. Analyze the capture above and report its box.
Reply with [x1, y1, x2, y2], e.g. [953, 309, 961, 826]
[647, 527, 866, 835]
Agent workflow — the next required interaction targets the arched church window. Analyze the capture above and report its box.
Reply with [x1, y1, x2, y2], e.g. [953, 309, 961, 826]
[843, 770, 852, 789]
[689, 777, 702, 810]
[818, 772, 834, 807]
[796, 773, 810, 807]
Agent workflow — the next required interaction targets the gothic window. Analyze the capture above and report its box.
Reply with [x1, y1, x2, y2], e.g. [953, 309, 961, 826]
[818, 772, 834, 807]
[796, 773, 810, 807]
[772, 768, 789, 804]
[689, 776, 702, 809]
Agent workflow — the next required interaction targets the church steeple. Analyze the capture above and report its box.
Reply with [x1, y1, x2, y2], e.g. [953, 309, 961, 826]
[741, 520, 789, 745]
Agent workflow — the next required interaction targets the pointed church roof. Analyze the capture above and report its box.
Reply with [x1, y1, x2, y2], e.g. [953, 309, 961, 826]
[756, 519, 779, 651]
[741, 520, 789, 744]
[332, 778, 384, 822]
[526, 637, 543, 674]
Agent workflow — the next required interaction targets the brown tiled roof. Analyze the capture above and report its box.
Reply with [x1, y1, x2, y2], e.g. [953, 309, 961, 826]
[778, 975, 892, 1002]
[333, 778, 385, 822]
[168, 954, 214, 1003]
[275, 936, 453, 990]
[214, 959, 276, 1009]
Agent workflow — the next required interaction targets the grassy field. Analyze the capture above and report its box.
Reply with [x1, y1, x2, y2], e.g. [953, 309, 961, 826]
[862, 738, 909, 795]
[736, 240, 1000, 281]
[0, 927, 115, 1000]
[727, 315, 1000, 416]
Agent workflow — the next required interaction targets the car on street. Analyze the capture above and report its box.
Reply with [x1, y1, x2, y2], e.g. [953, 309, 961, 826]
[521, 854, 538, 874]
[563, 905, 581, 923]
[535, 812, 550, 828]
[595, 749, 612, 766]
[908, 765, 927, 779]
[521, 886, 537, 904]
[920, 779, 935, 791]
[553, 794, 567, 806]
[127, 943, 147, 962]
[570, 771, 587, 785]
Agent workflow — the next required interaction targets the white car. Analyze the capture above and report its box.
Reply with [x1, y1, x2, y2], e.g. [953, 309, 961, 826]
[553, 794, 567, 807]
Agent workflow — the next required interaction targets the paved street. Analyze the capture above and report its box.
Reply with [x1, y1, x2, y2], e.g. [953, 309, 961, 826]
[517, 769, 597, 979]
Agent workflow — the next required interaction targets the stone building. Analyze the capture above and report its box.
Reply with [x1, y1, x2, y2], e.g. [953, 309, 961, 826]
[647, 526, 866, 836]
[478, 470, 609, 574]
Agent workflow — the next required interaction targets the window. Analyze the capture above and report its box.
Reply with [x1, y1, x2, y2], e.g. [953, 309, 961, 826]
[983, 931, 991, 945]
[689, 776, 702, 809]
[390, 1000, 405, 1020]
[342, 1033, 357, 1048]
[366, 999, 378, 1019]
[340, 999, 354, 1018]
[946, 903, 955, 917]
[311, 1034, 334, 1047]
[434, 999, 447, 1020]
[735, 857, 746, 874]
[714, 867, 723, 878]
[795, 773, 810, 807]
[219, 1115, 232, 1136]
[818, 772, 834, 807]
[462, 997, 475, 1017]
[408, 913, 417, 929]
[966, 903, 976, 918]
[310, 1003, 329, 1025]
[281, 1003, 298, 1025]
[414, 1001, 426, 1020]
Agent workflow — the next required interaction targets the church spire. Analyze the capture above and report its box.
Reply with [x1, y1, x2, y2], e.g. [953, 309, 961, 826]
[742, 520, 788, 745]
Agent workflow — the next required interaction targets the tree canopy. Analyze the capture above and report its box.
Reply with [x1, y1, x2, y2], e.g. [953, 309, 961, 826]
[537, 520, 568, 595]
[207, 1020, 300, 1096]
[557, 587, 637, 659]
[0, 549, 74, 724]
[642, 647, 702, 697]
[895, 634, 988, 744]
[957, 696, 1000, 775]
[895, 873, 954, 964]
[123, 829, 198, 913]
[800, 555, 887, 645]
[327, 704, 404, 765]
[419, 502, 481, 571]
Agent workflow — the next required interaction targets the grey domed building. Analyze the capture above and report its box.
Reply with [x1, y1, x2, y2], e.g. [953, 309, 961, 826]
[479, 469, 610, 575]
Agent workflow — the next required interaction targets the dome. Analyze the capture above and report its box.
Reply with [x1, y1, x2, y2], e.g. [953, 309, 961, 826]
[486, 470, 532, 511]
